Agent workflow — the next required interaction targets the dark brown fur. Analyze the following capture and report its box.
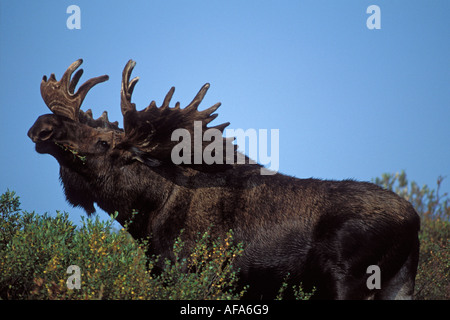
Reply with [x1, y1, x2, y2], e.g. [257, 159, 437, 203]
[28, 60, 420, 299]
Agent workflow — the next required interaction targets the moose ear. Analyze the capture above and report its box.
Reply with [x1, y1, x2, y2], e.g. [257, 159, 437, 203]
[130, 147, 162, 167]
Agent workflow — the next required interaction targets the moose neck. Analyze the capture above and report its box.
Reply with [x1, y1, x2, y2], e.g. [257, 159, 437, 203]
[59, 160, 176, 238]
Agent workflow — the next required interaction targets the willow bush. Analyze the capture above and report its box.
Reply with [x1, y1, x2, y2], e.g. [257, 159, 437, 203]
[0, 191, 244, 300]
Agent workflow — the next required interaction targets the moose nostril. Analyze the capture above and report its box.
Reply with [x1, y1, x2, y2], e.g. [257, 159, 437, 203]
[38, 129, 53, 141]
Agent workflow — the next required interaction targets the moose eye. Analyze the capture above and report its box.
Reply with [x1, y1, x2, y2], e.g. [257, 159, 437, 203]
[97, 140, 110, 149]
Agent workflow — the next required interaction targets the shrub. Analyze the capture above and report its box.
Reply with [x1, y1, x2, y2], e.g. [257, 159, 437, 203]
[149, 228, 246, 299]
[275, 274, 315, 300]
[0, 192, 244, 300]
[374, 171, 450, 299]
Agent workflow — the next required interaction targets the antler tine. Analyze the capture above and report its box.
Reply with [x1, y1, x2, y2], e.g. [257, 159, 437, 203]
[161, 87, 175, 109]
[41, 59, 109, 121]
[121, 59, 139, 117]
[201, 102, 222, 125]
[60, 59, 84, 92]
[68, 69, 83, 94]
[185, 83, 210, 111]
[76, 74, 110, 105]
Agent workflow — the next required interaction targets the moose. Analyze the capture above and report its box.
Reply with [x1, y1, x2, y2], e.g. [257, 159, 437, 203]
[28, 59, 420, 299]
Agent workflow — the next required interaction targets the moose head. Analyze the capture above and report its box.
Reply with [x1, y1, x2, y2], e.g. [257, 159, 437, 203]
[28, 59, 236, 218]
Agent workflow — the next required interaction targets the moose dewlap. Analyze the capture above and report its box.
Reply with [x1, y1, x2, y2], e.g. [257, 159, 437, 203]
[28, 59, 420, 299]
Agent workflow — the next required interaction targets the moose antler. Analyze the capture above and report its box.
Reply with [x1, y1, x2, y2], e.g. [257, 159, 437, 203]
[120, 60, 232, 164]
[40, 59, 109, 121]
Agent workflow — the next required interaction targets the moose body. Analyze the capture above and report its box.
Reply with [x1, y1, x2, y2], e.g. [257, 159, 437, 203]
[28, 60, 420, 299]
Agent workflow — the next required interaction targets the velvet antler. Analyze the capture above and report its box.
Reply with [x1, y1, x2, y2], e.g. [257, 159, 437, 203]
[40, 59, 109, 121]
[120, 60, 232, 164]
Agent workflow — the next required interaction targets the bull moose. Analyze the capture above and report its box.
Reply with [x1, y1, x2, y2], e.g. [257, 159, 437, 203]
[28, 59, 420, 299]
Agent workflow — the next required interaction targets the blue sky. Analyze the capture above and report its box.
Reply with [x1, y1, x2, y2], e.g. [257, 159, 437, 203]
[0, 1, 449, 225]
